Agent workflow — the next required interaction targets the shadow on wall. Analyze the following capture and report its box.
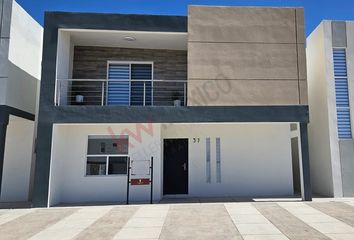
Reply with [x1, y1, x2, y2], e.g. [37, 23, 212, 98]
[5, 61, 38, 114]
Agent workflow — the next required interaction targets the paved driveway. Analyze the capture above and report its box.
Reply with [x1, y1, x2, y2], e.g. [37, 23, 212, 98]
[1, 199, 354, 240]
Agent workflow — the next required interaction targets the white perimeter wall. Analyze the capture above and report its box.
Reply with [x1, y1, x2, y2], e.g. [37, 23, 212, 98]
[0, 115, 34, 202]
[49, 123, 293, 206]
[5, 0, 42, 114]
[49, 124, 161, 206]
[307, 22, 337, 197]
[162, 123, 294, 197]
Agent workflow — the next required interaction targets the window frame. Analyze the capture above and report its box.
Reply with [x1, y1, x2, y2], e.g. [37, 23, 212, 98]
[85, 135, 129, 177]
[333, 47, 353, 140]
[106, 61, 154, 106]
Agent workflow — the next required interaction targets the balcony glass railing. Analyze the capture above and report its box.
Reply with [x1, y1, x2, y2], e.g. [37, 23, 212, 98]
[55, 79, 187, 106]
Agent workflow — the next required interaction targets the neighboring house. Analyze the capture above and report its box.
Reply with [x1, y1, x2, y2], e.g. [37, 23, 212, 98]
[33, 6, 311, 207]
[307, 21, 354, 197]
[0, 0, 43, 203]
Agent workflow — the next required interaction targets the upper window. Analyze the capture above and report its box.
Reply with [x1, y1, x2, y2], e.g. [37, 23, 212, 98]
[107, 62, 153, 106]
[86, 135, 129, 176]
[333, 49, 352, 139]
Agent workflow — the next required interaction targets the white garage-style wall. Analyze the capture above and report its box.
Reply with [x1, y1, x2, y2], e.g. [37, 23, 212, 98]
[48, 123, 162, 207]
[0, 115, 34, 202]
[49, 122, 294, 206]
[161, 123, 294, 197]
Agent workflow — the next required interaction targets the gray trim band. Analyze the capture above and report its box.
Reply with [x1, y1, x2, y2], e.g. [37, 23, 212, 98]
[0, 105, 35, 122]
[0, 122, 7, 196]
[206, 138, 211, 183]
[300, 123, 312, 201]
[39, 105, 309, 124]
[46, 12, 187, 32]
[216, 137, 221, 183]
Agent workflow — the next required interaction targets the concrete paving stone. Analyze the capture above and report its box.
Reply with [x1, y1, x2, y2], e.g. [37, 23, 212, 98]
[139, 205, 169, 209]
[160, 204, 242, 240]
[309, 223, 354, 234]
[164, 213, 234, 227]
[169, 204, 230, 217]
[297, 214, 339, 223]
[282, 206, 321, 215]
[283, 235, 330, 240]
[29, 207, 114, 240]
[169, 208, 230, 219]
[243, 235, 290, 240]
[0, 209, 34, 225]
[26, 228, 84, 240]
[114, 227, 162, 239]
[231, 214, 270, 224]
[164, 204, 231, 227]
[236, 223, 282, 235]
[326, 233, 354, 240]
[74, 207, 138, 240]
[2, 200, 354, 240]
[310, 202, 354, 227]
[0, 208, 77, 240]
[278, 202, 326, 217]
[225, 204, 261, 215]
[255, 203, 332, 240]
[133, 209, 169, 219]
[0, 209, 9, 214]
[159, 224, 242, 240]
[124, 217, 165, 228]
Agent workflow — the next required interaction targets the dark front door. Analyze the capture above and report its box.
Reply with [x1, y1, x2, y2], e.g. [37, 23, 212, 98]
[163, 139, 188, 195]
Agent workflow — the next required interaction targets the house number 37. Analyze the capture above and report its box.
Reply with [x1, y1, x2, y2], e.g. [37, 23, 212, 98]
[193, 138, 200, 143]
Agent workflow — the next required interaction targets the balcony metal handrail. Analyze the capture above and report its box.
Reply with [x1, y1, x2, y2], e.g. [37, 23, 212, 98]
[57, 79, 187, 82]
[55, 78, 187, 106]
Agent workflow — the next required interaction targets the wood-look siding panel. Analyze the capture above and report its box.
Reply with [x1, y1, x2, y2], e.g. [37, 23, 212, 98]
[73, 46, 187, 80]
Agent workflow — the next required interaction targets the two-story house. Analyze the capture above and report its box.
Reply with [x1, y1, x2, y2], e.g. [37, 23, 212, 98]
[307, 20, 354, 198]
[32, 6, 311, 207]
[0, 0, 42, 204]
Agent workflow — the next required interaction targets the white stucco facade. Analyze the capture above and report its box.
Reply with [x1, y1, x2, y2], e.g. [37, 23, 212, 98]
[0, 116, 34, 202]
[0, 0, 42, 203]
[48, 123, 295, 206]
[307, 20, 354, 197]
[0, 0, 43, 114]
[49, 124, 162, 206]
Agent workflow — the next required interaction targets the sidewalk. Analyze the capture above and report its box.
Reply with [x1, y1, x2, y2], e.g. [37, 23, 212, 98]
[0, 199, 354, 240]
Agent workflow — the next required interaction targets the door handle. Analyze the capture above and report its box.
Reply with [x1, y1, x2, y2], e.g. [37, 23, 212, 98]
[182, 163, 187, 171]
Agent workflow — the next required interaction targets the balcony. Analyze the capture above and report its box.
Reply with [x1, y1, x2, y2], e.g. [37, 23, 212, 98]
[55, 79, 187, 106]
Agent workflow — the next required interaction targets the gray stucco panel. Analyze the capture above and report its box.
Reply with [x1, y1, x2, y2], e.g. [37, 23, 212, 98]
[332, 21, 347, 47]
[339, 140, 354, 196]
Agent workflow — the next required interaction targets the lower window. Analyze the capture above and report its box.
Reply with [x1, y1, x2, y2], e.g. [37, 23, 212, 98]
[86, 157, 107, 176]
[86, 156, 128, 176]
[86, 135, 129, 176]
[108, 156, 128, 174]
